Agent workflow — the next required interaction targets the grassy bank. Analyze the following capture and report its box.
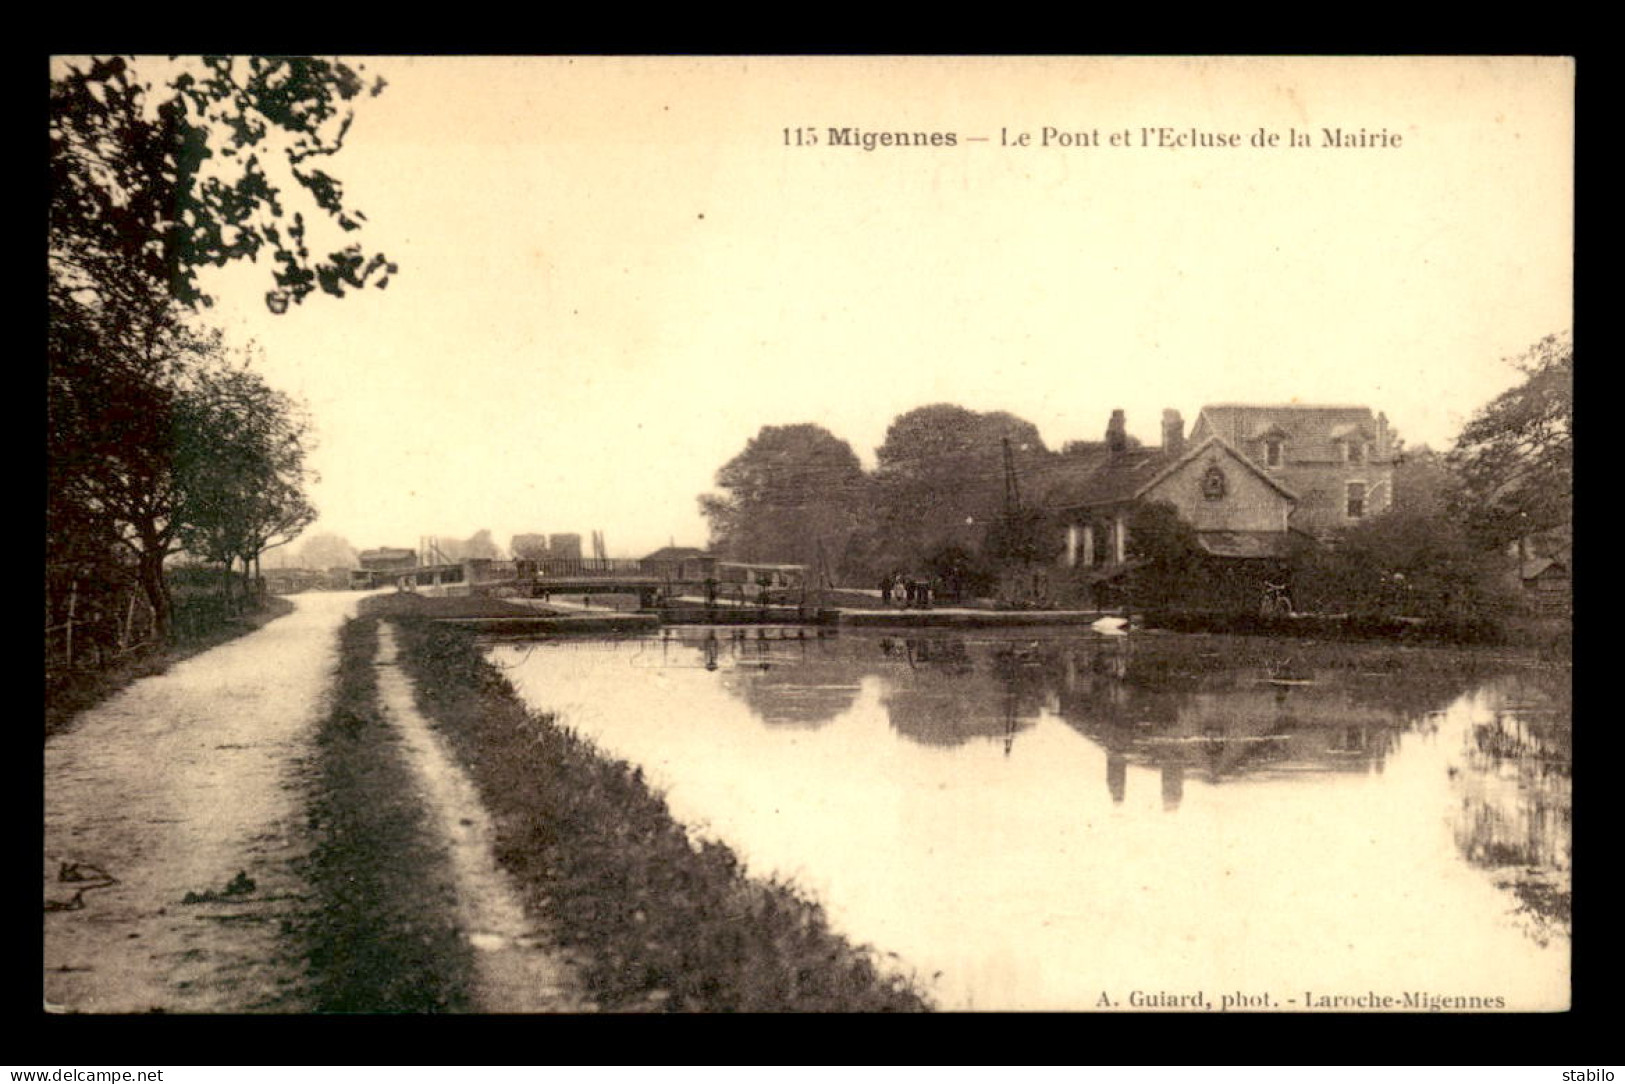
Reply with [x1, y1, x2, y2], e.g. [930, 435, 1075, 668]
[354, 592, 561, 619]
[300, 614, 475, 1012]
[375, 601, 932, 1012]
[1142, 607, 1571, 659]
[45, 596, 295, 739]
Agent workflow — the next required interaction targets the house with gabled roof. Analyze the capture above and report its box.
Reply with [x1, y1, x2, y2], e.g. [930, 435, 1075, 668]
[1044, 408, 1304, 576]
[1134, 434, 1302, 553]
[1037, 403, 1391, 608]
[1187, 404, 1395, 537]
[1043, 411, 1173, 570]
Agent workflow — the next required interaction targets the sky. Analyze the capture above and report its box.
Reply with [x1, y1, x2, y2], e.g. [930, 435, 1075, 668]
[190, 56, 1573, 561]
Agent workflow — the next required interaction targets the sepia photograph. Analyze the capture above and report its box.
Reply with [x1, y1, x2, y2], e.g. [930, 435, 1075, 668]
[45, 55, 1573, 1015]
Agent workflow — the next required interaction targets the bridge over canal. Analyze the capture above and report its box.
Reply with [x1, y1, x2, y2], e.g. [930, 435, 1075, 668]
[351, 556, 808, 610]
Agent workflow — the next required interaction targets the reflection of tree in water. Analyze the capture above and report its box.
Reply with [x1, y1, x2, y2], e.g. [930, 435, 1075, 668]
[661, 631, 862, 728]
[1446, 670, 1572, 946]
[987, 642, 1059, 756]
[878, 637, 1043, 750]
[722, 661, 862, 728]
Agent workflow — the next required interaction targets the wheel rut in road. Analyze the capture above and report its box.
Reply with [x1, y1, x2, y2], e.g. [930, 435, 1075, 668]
[373, 620, 590, 1013]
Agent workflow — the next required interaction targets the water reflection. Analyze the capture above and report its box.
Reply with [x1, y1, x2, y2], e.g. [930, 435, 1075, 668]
[1053, 651, 1420, 796]
[874, 639, 1043, 750]
[491, 628, 1570, 1009]
[1446, 671, 1572, 947]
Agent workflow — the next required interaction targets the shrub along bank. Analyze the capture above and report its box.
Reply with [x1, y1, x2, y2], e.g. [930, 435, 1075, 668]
[380, 606, 932, 1012]
[46, 595, 295, 738]
[1141, 607, 1570, 658]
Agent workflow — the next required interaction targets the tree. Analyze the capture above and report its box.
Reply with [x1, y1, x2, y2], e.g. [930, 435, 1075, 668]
[924, 543, 997, 602]
[700, 424, 870, 576]
[49, 55, 392, 643]
[870, 405, 1049, 569]
[1449, 331, 1573, 550]
[1299, 506, 1516, 624]
[48, 301, 222, 641]
[50, 55, 396, 315]
[1392, 443, 1459, 520]
[1125, 501, 1202, 608]
[462, 529, 503, 560]
[297, 532, 359, 570]
[173, 360, 317, 608]
[429, 529, 503, 562]
[983, 507, 1060, 567]
[510, 534, 552, 560]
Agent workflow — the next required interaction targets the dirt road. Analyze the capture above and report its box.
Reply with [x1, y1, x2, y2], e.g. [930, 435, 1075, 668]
[43, 591, 363, 1013]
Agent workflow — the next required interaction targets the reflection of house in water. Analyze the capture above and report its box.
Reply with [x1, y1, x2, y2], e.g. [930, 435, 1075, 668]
[1049, 643, 1468, 809]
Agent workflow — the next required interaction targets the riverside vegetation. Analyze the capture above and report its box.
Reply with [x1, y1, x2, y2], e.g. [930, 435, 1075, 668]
[300, 594, 932, 1012]
[45, 595, 295, 739]
[301, 614, 475, 1012]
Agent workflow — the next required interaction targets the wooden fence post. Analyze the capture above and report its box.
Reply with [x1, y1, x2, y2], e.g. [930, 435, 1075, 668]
[65, 581, 78, 668]
[121, 593, 137, 653]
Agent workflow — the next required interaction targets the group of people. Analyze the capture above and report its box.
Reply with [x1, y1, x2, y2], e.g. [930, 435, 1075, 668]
[878, 572, 935, 609]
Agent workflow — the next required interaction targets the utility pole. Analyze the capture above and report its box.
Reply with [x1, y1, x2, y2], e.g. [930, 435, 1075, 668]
[1002, 436, 1027, 603]
[1002, 436, 1022, 521]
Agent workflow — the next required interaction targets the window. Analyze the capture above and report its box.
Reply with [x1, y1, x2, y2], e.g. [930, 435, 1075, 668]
[1347, 440, 1365, 464]
[1202, 465, 1227, 500]
[1265, 439, 1283, 467]
[1346, 482, 1367, 519]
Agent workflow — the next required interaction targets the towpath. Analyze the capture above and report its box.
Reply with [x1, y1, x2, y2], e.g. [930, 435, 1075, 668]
[44, 589, 588, 1014]
[43, 591, 367, 1012]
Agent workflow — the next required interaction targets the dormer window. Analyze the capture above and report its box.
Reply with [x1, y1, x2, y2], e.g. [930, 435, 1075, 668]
[1331, 424, 1371, 465]
[1265, 438, 1283, 468]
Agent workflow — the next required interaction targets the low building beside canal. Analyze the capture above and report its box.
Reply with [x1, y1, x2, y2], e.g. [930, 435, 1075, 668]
[358, 546, 418, 572]
[1519, 556, 1572, 615]
[641, 545, 715, 582]
[350, 546, 419, 589]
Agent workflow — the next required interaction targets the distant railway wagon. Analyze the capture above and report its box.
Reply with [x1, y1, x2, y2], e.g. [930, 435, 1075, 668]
[714, 561, 805, 589]
[638, 554, 807, 590]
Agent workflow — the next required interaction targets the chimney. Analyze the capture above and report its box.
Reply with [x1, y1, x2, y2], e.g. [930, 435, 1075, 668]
[1162, 409, 1185, 458]
[1106, 409, 1127, 456]
[1377, 411, 1390, 459]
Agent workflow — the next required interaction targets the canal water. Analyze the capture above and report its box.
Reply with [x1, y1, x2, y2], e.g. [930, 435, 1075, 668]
[489, 627, 1570, 1012]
